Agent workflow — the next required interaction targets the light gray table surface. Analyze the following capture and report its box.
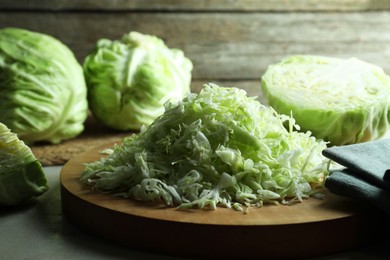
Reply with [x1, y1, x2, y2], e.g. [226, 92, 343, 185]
[1, 166, 389, 260]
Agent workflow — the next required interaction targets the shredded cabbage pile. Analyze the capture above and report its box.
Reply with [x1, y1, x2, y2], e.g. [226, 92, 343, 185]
[81, 83, 330, 210]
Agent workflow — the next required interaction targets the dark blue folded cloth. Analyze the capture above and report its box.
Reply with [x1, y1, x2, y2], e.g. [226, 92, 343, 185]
[322, 138, 390, 215]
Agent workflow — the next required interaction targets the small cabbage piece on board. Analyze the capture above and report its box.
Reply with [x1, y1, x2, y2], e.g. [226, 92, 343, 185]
[83, 31, 193, 131]
[261, 55, 390, 146]
[0, 122, 48, 206]
[81, 83, 329, 210]
[0, 27, 88, 144]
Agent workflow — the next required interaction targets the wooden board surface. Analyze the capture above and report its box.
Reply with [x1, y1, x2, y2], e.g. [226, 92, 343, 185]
[60, 142, 387, 259]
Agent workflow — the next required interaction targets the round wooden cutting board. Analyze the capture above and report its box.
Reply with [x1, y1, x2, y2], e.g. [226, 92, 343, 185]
[60, 142, 386, 259]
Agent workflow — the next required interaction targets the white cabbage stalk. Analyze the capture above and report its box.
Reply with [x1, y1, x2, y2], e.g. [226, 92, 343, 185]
[261, 55, 390, 145]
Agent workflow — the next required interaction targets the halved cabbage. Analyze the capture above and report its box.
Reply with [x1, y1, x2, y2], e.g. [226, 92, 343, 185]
[261, 55, 390, 145]
[0, 122, 48, 206]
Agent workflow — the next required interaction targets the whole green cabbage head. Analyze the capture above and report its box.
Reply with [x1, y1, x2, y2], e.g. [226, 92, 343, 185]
[261, 55, 390, 146]
[83, 31, 193, 131]
[0, 28, 88, 144]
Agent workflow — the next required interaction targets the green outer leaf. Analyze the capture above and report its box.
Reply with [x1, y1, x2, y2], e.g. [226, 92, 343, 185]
[0, 160, 48, 206]
[0, 27, 88, 144]
[261, 55, 390, 145]
[0, 122, 48, 206]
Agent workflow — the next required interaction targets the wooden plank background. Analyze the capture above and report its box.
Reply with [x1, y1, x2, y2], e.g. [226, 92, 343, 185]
[1, 0, 390, 11]
[1, 1, 390, 99]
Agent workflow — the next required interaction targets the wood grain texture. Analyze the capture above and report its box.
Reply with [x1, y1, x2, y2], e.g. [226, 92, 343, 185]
[60, 142, 387, 259]
[1, 0, 390, 11]
[1, 11, 390, 81]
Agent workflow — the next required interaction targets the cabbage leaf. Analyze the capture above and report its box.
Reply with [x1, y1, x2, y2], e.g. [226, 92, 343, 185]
[0, 122, 48, 206]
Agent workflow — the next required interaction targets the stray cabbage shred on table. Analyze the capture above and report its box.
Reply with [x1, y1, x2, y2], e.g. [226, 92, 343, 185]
[80, 83, 330, 210]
